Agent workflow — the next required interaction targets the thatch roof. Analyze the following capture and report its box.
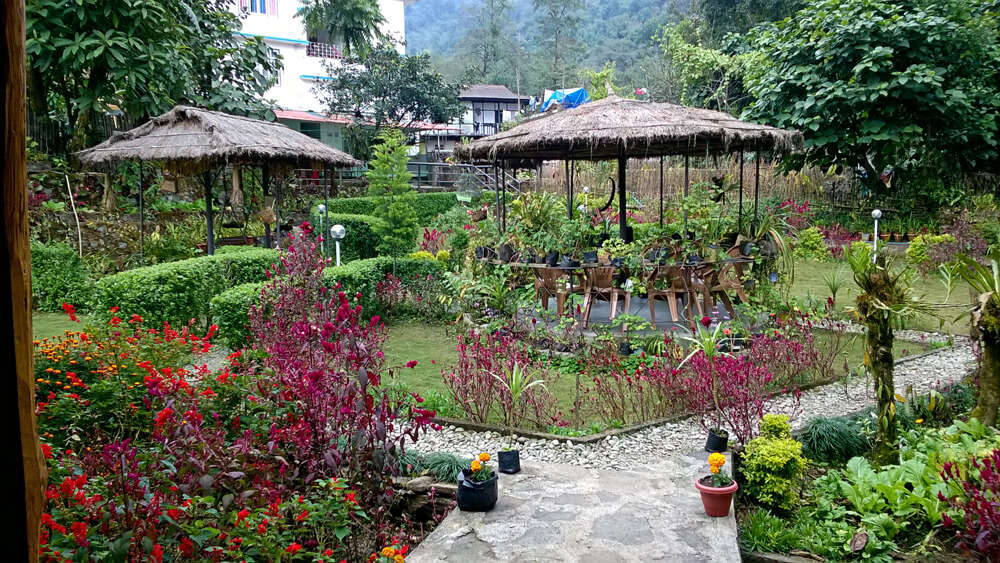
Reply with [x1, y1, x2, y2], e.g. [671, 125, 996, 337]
[76, 105, 361, 168]
[454, 95, 804, 161]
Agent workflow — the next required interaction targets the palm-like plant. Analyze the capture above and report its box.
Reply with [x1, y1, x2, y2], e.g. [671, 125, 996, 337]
[492, 363, 546, 449]
[679, 321, 733, 436]
[955, 253, 1000, 426]
[297, 0, 387, 58]
[846, 242, 934, 466]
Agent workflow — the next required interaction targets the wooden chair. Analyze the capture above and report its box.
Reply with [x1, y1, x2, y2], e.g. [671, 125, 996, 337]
[696, 252, 749, 318]
[646, 264, 699, 325]
[533, 267, 569, 317]
[581, 267, 631, 328]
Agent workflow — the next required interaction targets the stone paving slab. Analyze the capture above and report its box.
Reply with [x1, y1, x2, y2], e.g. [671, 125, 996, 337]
[409, 451, 739, 563]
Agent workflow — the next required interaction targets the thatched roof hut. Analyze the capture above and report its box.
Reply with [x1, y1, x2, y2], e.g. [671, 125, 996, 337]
[454, 95, 803, 162]
[75, 105, 361, 255]
[76, 105, 360, 169]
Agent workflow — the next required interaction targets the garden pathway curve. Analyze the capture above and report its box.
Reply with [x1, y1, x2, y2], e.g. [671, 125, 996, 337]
[408, 451, 740, 563]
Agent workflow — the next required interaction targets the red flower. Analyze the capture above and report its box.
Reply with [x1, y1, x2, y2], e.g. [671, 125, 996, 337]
[285, 543, 302, 554]
[70, 521, 87, 546]
[109, 306, 119, 313]
[151, 543, 163, 563]
[61, 302, 79, 322]
[296, 509, 309, 521]
[179, 537, 195, 557]
[41, 443, 52, 459]
[405, 360, 418, 369]
[700, 316, 712, 328]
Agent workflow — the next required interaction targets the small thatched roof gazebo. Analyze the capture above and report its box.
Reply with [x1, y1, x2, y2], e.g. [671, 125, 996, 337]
[455, 95, 804, 241]
[76, 105, 360, 255]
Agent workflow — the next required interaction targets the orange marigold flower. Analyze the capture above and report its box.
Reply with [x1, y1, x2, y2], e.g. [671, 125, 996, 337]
[470, 460, 482, 472]
[381, 547, 396, 557]
[479, 452, 491, 462]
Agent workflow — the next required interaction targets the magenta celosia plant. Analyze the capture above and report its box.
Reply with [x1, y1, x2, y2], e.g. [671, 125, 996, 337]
[442, 327, 561, 429]
[584, 337, 687, 425]
[940, 450, 1000, 560]
[419, 227, 449, 255]
[682, 351, 800, 447]
[248, 224, 435, 540]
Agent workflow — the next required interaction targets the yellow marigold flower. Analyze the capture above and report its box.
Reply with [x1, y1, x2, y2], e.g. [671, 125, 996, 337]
[471, 460, 482, 472]
[394, 555, 405, 563]
[708, 453, 726, 469]
[479, 452, 491, 462]
[710, 466, 719, 474]
[915, 418, 924, 424]
[381, 547, 395, 557]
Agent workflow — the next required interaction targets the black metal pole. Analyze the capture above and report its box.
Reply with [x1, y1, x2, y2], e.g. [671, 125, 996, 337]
[324, 167, 330, 258]
[494, 163, 501, 224]
[738, 151, 744, 233]
[204, 169, 215, 256]
[683, 154, 690, 237]
[138, 162, 144, 262]
[659, 155, 664, 226]
[754, 150, 761, 227]
[262, 165, 271, 248]
[275, 174, 281, 250]
[501, 161, 507, 232]
[618, 145, 629, 242]
[565, 159, 572, 219]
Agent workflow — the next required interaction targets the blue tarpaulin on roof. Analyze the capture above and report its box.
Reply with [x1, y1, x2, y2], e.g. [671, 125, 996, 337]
[540, 88, 591, 112]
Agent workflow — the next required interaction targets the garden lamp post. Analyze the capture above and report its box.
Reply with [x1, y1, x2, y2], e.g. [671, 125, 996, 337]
[316, 204, 327, 257]
[330, 224, 346, 267]
[583, 185, 589, 207]
[872, 209, 882, 262]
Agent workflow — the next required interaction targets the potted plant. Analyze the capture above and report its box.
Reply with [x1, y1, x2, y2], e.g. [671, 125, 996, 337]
[492, 362, 546, 474]
[456, 452, 498, 511]
[695, 452, 738, 517]
[680, 318, 732, 453]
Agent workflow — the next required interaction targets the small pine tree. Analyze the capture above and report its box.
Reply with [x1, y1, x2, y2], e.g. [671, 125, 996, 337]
[366, 129, 417, 257]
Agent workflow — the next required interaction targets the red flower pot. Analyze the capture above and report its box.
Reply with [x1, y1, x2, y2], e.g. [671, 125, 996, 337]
[694, 478, 738, 517]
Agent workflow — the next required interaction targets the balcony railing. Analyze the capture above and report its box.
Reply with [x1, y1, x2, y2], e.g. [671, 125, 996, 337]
[306, 42, 342, 59]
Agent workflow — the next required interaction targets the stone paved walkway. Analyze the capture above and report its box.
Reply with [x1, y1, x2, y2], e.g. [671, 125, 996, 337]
[409, 451, 740, 563]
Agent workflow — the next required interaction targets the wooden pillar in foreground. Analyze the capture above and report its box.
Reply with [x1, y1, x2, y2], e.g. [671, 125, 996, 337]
[2, 0, 44, 559]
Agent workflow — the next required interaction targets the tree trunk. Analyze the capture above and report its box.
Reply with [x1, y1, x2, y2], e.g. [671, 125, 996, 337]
[869, 316, 898, 467]
[971, 297, 1000, 427]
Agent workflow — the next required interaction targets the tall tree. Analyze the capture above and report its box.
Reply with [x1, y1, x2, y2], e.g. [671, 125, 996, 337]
[744, 0, 1000, 196]
[532, 0, 584, 88]
[460, 0, 514, 85]
[694, 0, 803, 46]
[317, 45, 463, 158]
[26, 0, 281, 154]
[366, 129, 418, 258]
[297, 0, 388, 58]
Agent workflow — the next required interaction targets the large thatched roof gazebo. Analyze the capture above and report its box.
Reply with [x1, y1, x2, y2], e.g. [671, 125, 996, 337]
[455, 95, 804, 241]
[76, 105, 360, 255]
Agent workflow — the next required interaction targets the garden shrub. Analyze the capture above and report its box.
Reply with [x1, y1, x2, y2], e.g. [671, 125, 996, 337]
[584, 338, 687, 425]
[800, 415, 870, 463]
[792, 226, 829, 260]
[906, 233, 955, 272]
[210, 256, 444, 348]
[740, 414, 807, 511]
[30, 241, 93, 312]
[92, 249, 277, 328]
[314, 192, 458, 225]
[308, 211, 395, 261]
[941, 449, 1000, 560]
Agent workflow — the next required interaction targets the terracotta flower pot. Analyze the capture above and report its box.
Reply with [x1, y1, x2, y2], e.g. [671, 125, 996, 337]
[695, 477, 738, 517]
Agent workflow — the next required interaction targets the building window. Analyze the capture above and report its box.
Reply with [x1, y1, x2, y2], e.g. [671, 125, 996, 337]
[300, 122, 321, 140]
[249, 0, 266, 14]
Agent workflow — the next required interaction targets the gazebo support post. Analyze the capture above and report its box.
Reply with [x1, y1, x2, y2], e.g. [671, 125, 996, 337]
[275, 174, 281, 250]
[659, 156, 664, 226]
[323, 167, 330, 258]
[494, 164, 501, 226]
[203, 168, 215, 256]
[138, 162, 144, 262]
[617, 145, 630, 243]
[262, 165, 271, 249]
[501, 161, 507, 232]
[754, 150, 761, 228]
[683, 154, 690, 237]
[738, 151, 744, 233]
[565, 159, 571, 219]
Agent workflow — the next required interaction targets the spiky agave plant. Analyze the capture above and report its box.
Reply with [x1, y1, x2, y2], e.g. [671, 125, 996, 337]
[846, 242, 934, 466]
[492, 362, 547, 449]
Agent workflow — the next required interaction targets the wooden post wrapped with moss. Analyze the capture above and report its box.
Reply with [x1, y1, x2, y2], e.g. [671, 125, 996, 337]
[847, 243, 931, 467]
[958, 256, 1000, 426]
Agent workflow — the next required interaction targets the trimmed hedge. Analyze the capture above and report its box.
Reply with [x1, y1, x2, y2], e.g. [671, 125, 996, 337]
[31, 241, 93, 312]
[313, 192, 458, 225]
[308, 212, 389, 262]
[92, 249, 278, 327]
[210, 256, 443, 349]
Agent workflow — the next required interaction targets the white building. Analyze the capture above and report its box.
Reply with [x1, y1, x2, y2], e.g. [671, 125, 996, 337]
[237, 0, 414, 151]
[420, 85, 528, 157]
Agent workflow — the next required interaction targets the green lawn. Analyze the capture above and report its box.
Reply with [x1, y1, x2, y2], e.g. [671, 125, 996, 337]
[384, 321, 456, 397]
[790, 259, 972, 335]
[33, 312, 83, 339]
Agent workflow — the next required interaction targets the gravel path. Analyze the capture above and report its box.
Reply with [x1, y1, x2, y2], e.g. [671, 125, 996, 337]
[413, 336, 976, 471]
